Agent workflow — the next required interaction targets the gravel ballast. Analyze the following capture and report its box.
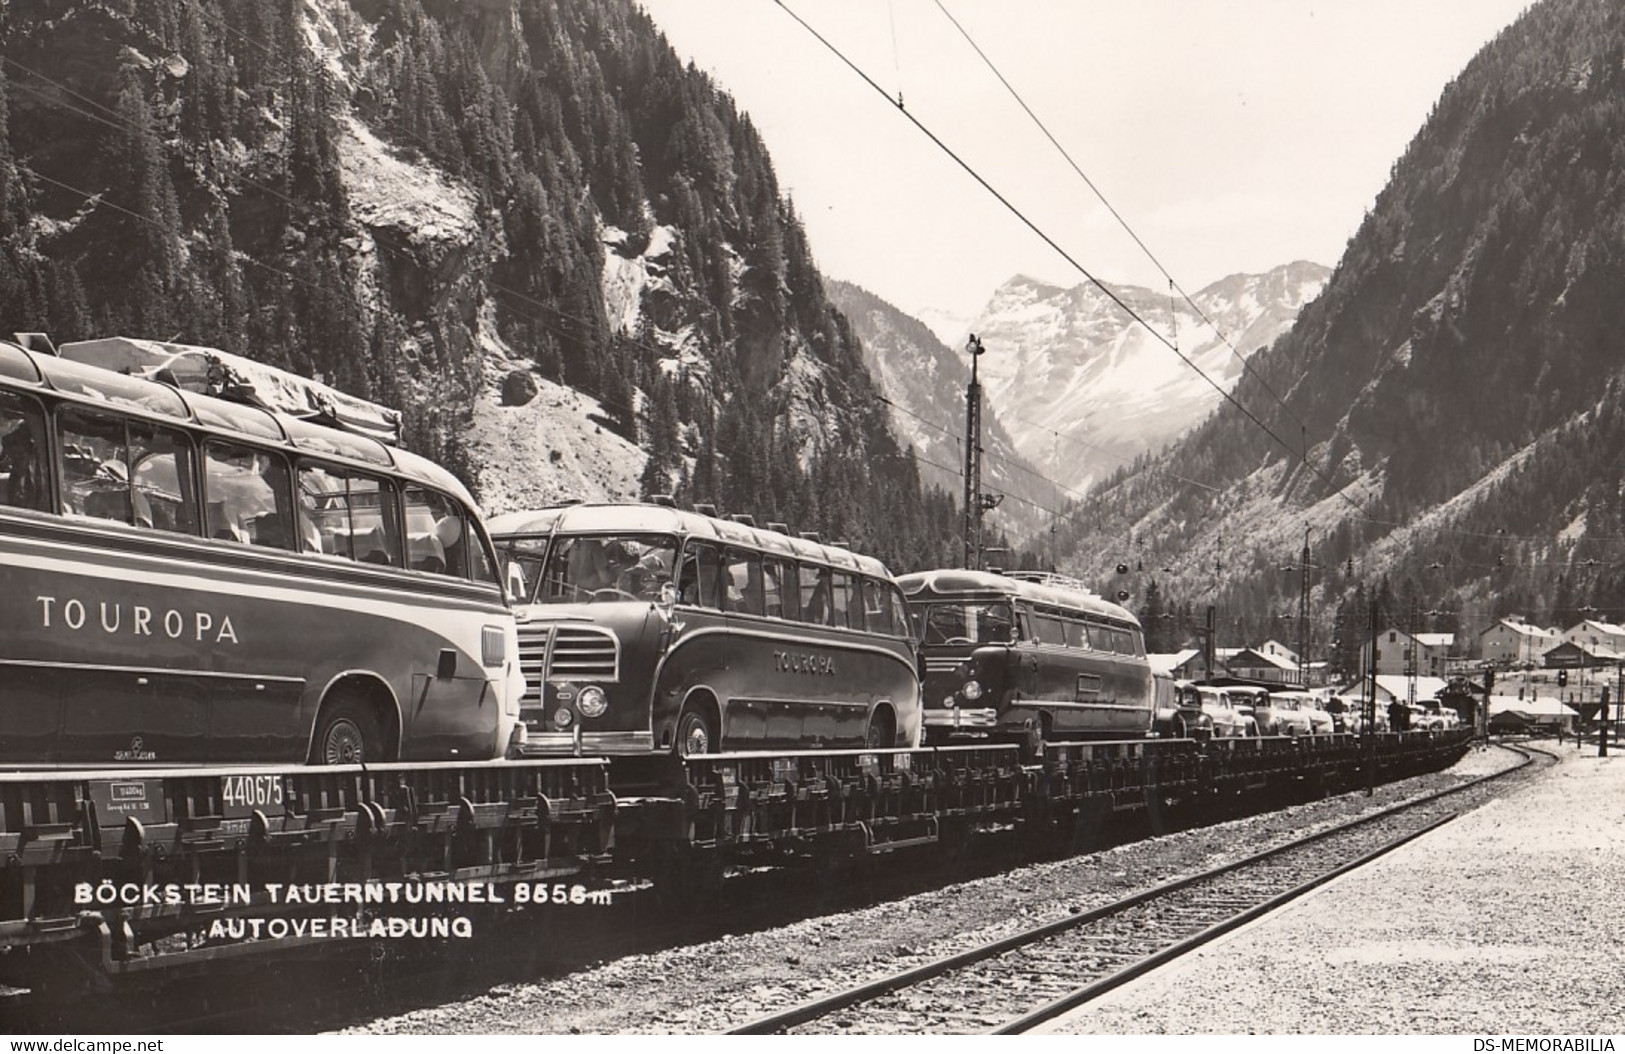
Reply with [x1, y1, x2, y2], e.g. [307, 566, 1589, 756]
[1045, 745, 1625, 1035]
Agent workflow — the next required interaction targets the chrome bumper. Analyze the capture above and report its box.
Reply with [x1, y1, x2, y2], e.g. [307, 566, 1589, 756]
[923, 707, 998, 730]
[514, 730, 655, 756]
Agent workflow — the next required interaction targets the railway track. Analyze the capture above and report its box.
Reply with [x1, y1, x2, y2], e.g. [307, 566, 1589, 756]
[729, 743, 1548, 1035]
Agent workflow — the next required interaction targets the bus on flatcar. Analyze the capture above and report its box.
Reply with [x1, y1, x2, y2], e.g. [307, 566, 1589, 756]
[489, 503, 922, 756]
[897, 568, 1155, 752]
[0, 336, 521, 767]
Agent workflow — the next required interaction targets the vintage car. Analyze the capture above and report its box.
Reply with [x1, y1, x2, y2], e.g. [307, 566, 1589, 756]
[1158, 675, 1215, 740]
[1407, 704, 1448, 732]
[1230, 685, 1311, 736]
[1270, 689, 1334, 735]
[1194, 684, 1259, 738]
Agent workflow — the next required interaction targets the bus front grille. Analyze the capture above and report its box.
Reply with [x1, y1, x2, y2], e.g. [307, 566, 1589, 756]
[516, 625, 553, 705]
[548, 626, 619, 680]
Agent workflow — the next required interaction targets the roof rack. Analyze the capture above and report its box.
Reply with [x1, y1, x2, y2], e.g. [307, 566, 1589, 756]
[57, 336, 404, 445]
[1003, 569, 1099, 596]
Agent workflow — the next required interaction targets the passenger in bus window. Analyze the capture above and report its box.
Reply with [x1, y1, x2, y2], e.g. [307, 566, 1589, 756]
[126, 426, 197, 535]
[802, 566, 834, 625]
[617, 549, 670, 600]
[568, 538, 614, 595]
[0, 397, 47, 511]
[726, 551, 763, 614]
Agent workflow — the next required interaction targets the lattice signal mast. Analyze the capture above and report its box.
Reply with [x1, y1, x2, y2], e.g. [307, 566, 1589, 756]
[963, 334, 985, 569]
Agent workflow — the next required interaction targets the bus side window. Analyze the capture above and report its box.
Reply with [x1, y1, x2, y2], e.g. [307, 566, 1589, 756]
[404, 486, 470, 577]
[859, 577, 891, 635]
[128, 423, 199, 537]
[346, 475, 401, 566]
[1035, 611, 1067, 647]
[725, 549, 763, 615]
[297, 464, 401, 565]
[56, 408, 197, 533]
[762, 558, 786, 618]
[678, 543, 722, 608]
[800, 565, 833, 626]
[778, 561, 802, 621]
[204, 442, 293, 549]
[888, 587, 913, 640]
[829, 572, 854, 629]
[0, 392, 48, 512]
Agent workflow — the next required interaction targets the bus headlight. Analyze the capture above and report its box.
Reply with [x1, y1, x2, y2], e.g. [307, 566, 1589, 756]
[577, 685, 608, 719]
[961, 680, 984, 701]
[552, 707, 574, 729]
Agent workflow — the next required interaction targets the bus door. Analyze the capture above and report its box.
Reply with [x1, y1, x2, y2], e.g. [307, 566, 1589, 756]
[716, 548, 787, 746]
[48, 410, 215, 763]
[398, 495, 505, 759]
[1092, 623, 1152, 736]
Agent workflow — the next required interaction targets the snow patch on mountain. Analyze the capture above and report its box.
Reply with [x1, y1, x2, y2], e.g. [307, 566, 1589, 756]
[969, 262, 1329, 492]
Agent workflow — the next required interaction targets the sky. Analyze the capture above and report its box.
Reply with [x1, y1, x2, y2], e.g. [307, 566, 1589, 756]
[636, 0, 1532, 322]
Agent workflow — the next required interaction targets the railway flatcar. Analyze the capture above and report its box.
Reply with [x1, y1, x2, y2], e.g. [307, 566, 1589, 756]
[898, 568, 1156, 753]
[490, 502, 922, 756]
[0, 336, 522, 767]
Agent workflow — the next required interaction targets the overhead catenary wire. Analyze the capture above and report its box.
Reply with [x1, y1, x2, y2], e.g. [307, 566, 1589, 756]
[769, 0, 1366, 527]
[929, 0, 1305, 435]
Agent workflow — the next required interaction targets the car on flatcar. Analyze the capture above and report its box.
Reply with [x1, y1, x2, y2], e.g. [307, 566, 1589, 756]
[1248, 686, 1314, 736]
[490, 503, 921, 756]
[898, 568, 1155, 754]
[1407, 703, 1447, 731]
[1193, 684, 1259, 737]
[1273, 689, 1336, 734]
[1154, 670, 1213, 741]
[0, 336, 522, 767]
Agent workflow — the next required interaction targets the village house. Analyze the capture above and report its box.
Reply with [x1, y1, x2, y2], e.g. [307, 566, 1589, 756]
[1362, 627, 1455, 677]
[1478, 616, 1560, 666]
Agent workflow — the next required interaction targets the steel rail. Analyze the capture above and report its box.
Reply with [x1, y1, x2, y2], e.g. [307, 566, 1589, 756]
[727, 743, 1540, 1035]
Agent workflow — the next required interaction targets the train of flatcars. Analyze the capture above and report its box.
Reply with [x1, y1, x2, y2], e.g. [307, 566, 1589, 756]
[0, 337, 1474, 986]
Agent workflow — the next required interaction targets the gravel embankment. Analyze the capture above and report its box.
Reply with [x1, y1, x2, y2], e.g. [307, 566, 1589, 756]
[349, 745, 1530, 1035]
[1046, 745, 1624, 1035]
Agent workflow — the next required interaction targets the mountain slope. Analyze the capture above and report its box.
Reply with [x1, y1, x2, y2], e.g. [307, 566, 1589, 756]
[826, 279, 1054, 549]
[1052, 0, 1625, 649]
[0, 0, 962, 571]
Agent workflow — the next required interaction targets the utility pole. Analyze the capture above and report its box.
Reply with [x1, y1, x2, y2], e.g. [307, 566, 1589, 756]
[962, 334, 984, 570]
[1296, 527, 1311, 686]
[1365, 594, 1379, 796]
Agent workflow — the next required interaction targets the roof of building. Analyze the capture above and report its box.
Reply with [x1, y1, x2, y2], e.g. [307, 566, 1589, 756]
[1564, 619, 1625, 637]
[1227, 647, 1298, 672]
[1488, 695, 1578, 717]
[1478, 617, 1560, 640]
[1145, 649, 1200, 676]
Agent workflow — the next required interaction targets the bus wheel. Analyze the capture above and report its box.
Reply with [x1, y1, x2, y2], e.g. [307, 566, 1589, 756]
[865, 708, 895, 749]
[314, 696, 383, 764]
[675, 706, 716, 757]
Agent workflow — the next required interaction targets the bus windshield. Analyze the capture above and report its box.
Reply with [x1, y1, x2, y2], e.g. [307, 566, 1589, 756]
[532, 533, 677, 603]
[919, 601, 1016, 645]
